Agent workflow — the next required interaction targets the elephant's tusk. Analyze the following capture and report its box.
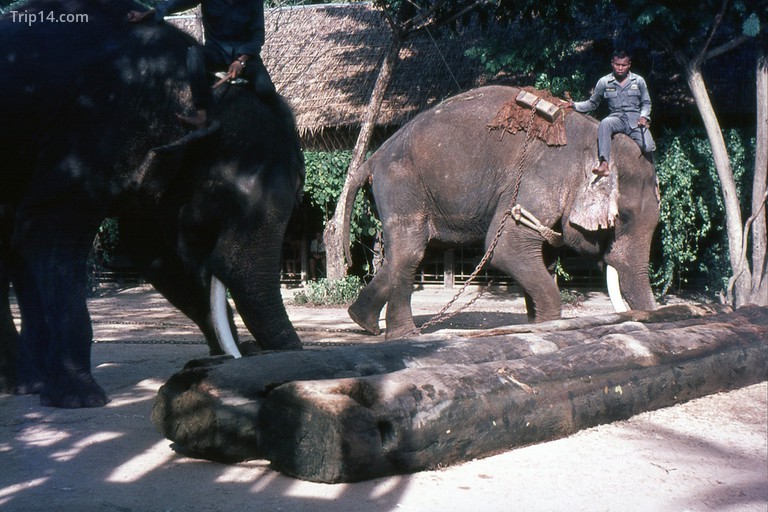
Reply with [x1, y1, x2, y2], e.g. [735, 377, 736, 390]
[606, 265, 629, 313]
[210, 276, 243, 359]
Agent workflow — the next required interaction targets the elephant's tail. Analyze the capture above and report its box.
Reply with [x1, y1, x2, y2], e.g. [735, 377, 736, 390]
[340, 161, 372, 268]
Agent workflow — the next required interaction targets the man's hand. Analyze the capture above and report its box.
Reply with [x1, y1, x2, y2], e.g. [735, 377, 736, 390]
[638, 116, 649, 128]
[227, 55, 250, 79]
[127, 9, 155, 23]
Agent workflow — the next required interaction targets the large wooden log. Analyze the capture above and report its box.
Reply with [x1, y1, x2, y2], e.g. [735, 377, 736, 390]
[152, 306, 767, 482]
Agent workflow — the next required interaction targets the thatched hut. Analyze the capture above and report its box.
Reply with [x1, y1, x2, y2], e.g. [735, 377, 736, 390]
[261, 3, 508, 150]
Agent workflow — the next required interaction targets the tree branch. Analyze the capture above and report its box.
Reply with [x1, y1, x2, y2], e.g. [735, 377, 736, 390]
[407, 0, 489, 35]
[704, 34, 751, 62]
[697, 0, 730, 65]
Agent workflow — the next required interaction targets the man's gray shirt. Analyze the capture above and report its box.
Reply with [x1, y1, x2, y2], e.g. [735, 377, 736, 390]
[573, 72, 652, 129]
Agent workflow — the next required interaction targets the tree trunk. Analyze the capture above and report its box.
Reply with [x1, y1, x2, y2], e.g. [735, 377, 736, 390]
[151, 306, 768, 481]
[685, 63, 753, 306]
[751, 48, 768, 305]
[325, 39, 403, 280]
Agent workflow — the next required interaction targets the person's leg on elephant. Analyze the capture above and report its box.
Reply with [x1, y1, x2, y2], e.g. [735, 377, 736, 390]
[242, 53, 276, 97]
[594, 115, 627, 177]
[627, 123, 656, 157]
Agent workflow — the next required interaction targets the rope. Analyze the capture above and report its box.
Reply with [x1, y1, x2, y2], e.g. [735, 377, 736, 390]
[422, 23, 462, 92]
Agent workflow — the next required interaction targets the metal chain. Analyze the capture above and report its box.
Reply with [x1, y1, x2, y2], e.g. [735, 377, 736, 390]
[403, 103, 541, 338]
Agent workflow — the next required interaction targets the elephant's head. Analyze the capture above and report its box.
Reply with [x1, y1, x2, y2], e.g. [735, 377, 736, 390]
[564, 141, 659, 313]
[133, 88, 304, 356]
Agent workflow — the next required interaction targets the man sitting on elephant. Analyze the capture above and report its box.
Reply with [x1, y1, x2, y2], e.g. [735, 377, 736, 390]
[569, 50, 655, 177]
[128, 0, 275, 128]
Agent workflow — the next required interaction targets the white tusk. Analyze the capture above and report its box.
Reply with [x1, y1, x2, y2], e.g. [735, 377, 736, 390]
[606, 265, 629, 313]
[210, 276, 243, 359]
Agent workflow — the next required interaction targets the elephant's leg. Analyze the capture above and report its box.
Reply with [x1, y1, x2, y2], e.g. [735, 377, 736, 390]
[25, 242, 108, 408]
[348, 221, 427, 339]
[381, 227, 428, 341]
[348, 271, 389, 336]
[491, 234, 561, 323]
[8, 257, 48, 395]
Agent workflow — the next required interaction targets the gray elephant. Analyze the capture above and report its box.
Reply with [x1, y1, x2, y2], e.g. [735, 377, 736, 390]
[0, 0, 303, 407]
[342, 85, 659, 340]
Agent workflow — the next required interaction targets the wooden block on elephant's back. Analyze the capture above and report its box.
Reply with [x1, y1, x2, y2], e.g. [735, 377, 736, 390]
[152, 306, 768, 482]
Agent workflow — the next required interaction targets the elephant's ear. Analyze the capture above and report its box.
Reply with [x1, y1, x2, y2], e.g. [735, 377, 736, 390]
[568, 168, 619, 231]
[133, 121, 221, 198]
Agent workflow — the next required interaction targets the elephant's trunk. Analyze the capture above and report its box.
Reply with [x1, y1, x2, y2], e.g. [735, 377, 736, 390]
[607, 261, 657, 312]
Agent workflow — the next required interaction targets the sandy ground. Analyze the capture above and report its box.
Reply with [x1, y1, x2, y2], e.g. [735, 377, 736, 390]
[1, 285, 766, 512]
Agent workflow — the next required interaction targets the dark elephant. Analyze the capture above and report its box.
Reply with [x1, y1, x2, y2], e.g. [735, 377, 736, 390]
[342, 85, 659, 340]
[0, 0, 304, 407]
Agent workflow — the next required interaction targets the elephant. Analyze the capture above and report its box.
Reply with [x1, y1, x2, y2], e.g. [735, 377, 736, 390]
[0, 0, 304, 407]
[342, 85, 659, 340]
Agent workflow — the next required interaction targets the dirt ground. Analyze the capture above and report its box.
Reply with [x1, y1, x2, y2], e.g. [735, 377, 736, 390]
[1, 285, 766, 512]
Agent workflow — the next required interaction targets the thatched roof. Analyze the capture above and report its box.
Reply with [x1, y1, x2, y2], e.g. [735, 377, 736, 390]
[261, 3, 504, 138]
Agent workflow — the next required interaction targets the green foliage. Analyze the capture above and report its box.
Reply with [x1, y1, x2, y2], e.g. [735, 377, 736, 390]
[465, 2, 614, 97]
[303, 150, 381, 257]
[0, 1, 25, 14]
[615, 0, 765, 56]
[534, 71, 587, 99]
[87, 218, 120, 292]
[293, 276, 363, 306]
[652, 128, 754, 296]
[560, 288, 585, 305]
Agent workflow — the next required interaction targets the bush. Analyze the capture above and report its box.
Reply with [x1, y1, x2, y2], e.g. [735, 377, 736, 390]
[87, 218, 119, 293]
[293, 276, 364, 306]
[652, 127, 754, 297]
[303, 150, 382, 274]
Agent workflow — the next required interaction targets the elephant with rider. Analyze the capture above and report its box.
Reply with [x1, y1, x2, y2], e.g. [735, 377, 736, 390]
[0, 0, 304, 407]
[342, 85, 659, 340]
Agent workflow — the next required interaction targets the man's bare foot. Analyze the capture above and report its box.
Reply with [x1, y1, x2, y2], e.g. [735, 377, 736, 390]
[592, 160, 610, 177]
[176, 109, 208, 129]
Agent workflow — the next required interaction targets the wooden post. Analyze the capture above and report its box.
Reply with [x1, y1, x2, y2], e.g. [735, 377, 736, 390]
[444, 249, 455, 289]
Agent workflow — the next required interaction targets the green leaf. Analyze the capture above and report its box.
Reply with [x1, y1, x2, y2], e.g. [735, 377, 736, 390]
[742, 13, 760, 37]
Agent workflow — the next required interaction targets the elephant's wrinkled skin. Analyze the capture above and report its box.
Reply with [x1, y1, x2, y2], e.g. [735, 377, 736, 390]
[344, 86, 659, 340]
[0, 0, 304, 407]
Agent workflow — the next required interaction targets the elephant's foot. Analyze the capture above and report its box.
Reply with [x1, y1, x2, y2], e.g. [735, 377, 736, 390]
[39, 370, 110, 408]
[256, 328, 303, 352]
[348, 302, 381, 336]
[13, 379, 43, 396]
[384, 321, 418, 341]
[0, 369, 20, 395]
[529, 310, 562, 324]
